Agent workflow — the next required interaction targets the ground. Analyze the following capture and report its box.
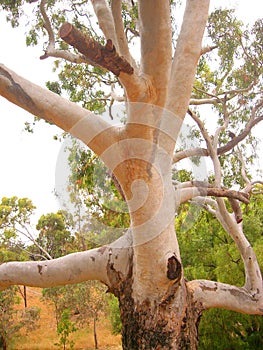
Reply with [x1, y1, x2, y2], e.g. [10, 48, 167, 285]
[14, 287, 121, 350]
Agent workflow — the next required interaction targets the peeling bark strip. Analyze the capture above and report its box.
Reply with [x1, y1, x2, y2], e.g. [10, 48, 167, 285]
[59, 23, 134, 76]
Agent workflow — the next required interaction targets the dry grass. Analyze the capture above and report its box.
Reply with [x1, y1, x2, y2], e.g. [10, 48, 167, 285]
[14, 287, 122, 350]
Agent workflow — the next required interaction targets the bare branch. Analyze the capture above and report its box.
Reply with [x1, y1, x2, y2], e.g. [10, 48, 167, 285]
[91, 0, 118, 47]
[189, 97, 220, 105]
[139, 0, 172, 107]
[237, 146, 250, 185]
[0, 248, 109, 290]
[228, 198, 243, 223]
[0, 64, 119, 157]
[188, 108, 222, 185]
[166, 0, 210, 119]
[200, 45, 217, 55]
[188, 279, 263, 315]
[17, 225, 52, 260]
[39, 0, 88, 63]
[0, 232, 132, 291]
[244, 181, 263, 194]
[173, 115, 263, 163]
[216, 197, 263, 296]
[111, 0, 138, 71]
[40, 0, 55, 48]
[177, 184, 249, 205]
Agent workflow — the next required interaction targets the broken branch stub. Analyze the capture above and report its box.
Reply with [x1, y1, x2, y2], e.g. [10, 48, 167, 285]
[59, 22, 134, 76]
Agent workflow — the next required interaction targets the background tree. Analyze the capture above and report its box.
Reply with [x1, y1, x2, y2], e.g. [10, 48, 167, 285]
[34, 211, 75, 259]
[0, 1, 262, 349]
[42, 281, 108, 349]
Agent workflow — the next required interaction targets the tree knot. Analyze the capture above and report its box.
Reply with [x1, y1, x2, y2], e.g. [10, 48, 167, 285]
[167, 255, 182, 281]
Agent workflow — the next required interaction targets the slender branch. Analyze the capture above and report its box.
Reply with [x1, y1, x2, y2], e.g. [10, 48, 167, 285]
[173, 115, 263, 163]
[237, 146, 250, 185]
[188, 108, 222, 185]
[216, 197, 263, 295]
[177, 185, 249, 205]
[111, 0, 137, 70]
[16, 225, 52, 260]
[244, 181, 263, 194]
[189, 97, 220, 106]
[200, 45, 217, 55]
[228, 198, 243, 223]
[39, 0, 88, 63]
[40, 0, 55, 49]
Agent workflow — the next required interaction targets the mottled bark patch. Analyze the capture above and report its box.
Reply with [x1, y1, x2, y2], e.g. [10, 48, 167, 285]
[119, 276, 202, 349]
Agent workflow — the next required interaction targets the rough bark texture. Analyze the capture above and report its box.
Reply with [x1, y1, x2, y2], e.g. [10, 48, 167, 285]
[116, 270, 201, 350]
[59, 22, 134, 76]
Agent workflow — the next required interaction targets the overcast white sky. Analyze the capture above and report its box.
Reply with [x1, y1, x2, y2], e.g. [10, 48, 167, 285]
[0, 1, 262, 223]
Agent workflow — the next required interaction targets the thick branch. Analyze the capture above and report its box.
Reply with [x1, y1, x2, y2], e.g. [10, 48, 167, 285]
[216, 197, 263, 295]
[0, 248, 110, 290]
[188, 279, 263, 315]
[59, 23, 134, 77]
[139, 0, 172, 106]
[0, 232, 132, 291]
[0, 64, 118, 156]
[166, 0, 210, 119]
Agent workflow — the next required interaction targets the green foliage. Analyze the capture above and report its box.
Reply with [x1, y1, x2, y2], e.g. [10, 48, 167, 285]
[0, 286, 21, 349]
[208, 9, 243, 72]
[35, 211, 75, 258]
[107, 295, 122, 335]
[0, 196, 35, 262]
[199, 309, 263, 350]
[177, 194, 263, 348]
[55, 308, 76, 350]
[42, 281, 108, 326]
[67, 139, 129, 243]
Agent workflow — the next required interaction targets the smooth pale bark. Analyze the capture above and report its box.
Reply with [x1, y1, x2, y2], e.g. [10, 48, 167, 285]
[166, 0, 210, 120]
[188, 279, 263, 315]
[139, 0, 172, 107]
[0, 64, 118, 157]
[1, 0, 263, 348]
[0, 233, 132, 291]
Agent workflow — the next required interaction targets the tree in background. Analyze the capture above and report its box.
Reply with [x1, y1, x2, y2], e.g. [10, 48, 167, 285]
[35, 211, 75, 259]
[42, 281, 108, 349]
[0, 287, 20, 350]
[0, 1, 263, 348]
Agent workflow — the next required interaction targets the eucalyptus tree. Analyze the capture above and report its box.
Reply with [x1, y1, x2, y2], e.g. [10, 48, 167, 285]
[0, 1, 262, 349]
